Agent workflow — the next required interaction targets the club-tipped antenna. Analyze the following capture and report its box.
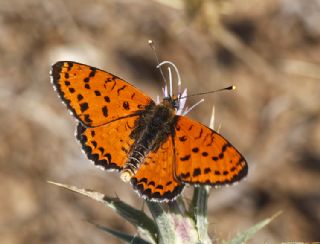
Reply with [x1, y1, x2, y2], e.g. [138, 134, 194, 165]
[179, 85, 236, 99]
[148, 40, 167, 86]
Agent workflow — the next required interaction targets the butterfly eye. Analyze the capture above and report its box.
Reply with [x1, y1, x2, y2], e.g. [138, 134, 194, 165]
[173, 99, 180, 110]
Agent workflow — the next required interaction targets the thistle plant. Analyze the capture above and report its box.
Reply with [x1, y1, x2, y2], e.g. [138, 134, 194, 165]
[48, 164, 280, 244]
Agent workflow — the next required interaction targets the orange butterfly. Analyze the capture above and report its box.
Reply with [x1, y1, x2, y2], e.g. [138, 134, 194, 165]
[51, 61, 248, 201]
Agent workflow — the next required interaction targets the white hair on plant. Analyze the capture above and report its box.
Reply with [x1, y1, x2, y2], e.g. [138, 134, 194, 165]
[177, 87, 188, 115]
[157, 60, 203, 116]
[157, 61, 182, 96]
[182, 98, 205, 115]
[209, 106, 215, 130]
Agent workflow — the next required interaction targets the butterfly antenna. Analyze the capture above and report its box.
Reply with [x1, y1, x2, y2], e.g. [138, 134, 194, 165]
[148, 40, 168, 86]
[180, 85, 236, 99]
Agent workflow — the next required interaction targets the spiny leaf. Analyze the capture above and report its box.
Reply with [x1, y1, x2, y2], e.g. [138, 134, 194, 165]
[48, 181, 157, 242]
[226, 211, 282, 244]
[93, 223, 151, 244]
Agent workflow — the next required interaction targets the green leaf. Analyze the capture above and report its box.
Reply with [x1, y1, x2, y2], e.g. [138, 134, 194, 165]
[48, 181, 157, 243]
[226, 211, 282, 244]
[93, 223, 151, 244]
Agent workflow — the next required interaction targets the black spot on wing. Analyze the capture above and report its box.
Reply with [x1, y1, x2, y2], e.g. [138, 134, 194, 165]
[123, 101, 130, 110]
[102, 106, 108, 117]
[180, 154, 191, 161]
[89, 67, 97, 77]
[195, 128, 203, 139]
[84, 114, 92, 124]
[202, 152, 208, 157]
[148, 181, 155, 186]
[180, 172, 191, 179]
[156, 185, 164, 190]
[192, 147, 199, 153]
[80, 102, 89, 112]
[117, 85, 127, 95]
[193, 168, 201, 177]
[91, 140, 97, 148]
[179, 136, 187, 142]
[77, 94, 84, 101]
[105, 153, 112, 163]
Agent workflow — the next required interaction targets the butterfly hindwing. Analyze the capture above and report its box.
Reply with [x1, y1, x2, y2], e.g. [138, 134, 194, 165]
[76, 116, 139, 171]
[51, 61, 154, 127]
[173, 116, 248, 186]
[131, 135, 184, 201]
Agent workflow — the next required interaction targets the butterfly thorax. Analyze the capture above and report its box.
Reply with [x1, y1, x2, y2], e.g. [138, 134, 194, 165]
[120, 100, 177, 182]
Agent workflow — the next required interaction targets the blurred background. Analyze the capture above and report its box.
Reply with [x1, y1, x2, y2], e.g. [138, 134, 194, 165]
[1, 0, 320, 243]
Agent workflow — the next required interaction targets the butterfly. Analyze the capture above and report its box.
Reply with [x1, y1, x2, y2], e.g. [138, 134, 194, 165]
[51, 61, 248, 202]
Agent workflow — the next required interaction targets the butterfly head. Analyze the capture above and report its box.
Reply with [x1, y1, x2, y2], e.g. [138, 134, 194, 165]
[162, 95, 181, 111]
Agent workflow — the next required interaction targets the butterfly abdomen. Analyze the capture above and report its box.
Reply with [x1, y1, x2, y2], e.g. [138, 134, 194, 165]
[120, 103, 177, 182]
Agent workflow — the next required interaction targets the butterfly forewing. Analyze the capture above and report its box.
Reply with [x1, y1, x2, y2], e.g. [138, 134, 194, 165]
[173, 116, 248, 185]
[51, 61, 153, 127]
[131, 135, 184, 201]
